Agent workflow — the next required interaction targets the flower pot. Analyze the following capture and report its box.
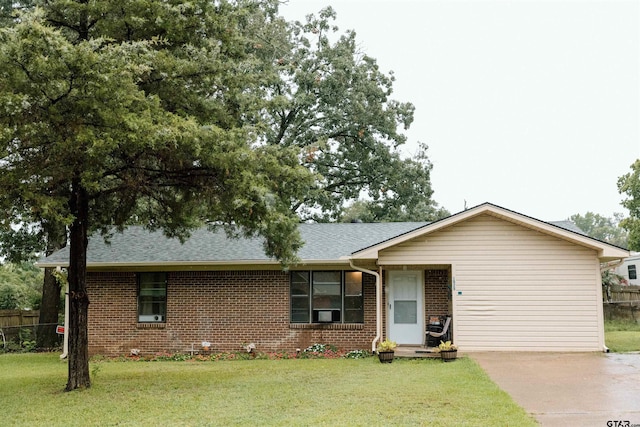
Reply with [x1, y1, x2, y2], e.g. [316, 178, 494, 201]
[440, 349, 457, 362]
[378, 351, 394, 363]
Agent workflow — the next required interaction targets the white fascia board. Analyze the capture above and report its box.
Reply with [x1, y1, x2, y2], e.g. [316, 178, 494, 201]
[37, 260, 280, 270]
[598, 247, 631, 262]
[37, 258, 354, 271]
[35, 261, 68, 268]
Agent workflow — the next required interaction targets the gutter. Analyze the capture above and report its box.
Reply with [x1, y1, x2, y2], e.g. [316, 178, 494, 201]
[600, 259, 625, 272]
[349, 260, 381, 353]
[38, 258, 361, 269]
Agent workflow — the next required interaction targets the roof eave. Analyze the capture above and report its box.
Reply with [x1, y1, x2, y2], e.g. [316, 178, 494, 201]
[36, 258, 354, 271]
[598, 247, 631, 262]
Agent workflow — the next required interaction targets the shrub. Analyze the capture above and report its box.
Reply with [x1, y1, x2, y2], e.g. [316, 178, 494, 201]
[96, 344, 373, 362]
[343, 349, 371, 359]
[18, 328, 36, 352]
[0, 283, 24, 310]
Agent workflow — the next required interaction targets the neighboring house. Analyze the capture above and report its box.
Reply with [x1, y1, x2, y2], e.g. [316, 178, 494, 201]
[39, 203, 629, 356]
[614, 253, 640, 286]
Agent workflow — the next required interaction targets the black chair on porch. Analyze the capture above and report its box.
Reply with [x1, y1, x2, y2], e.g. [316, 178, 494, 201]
[425, 315, 451, 347]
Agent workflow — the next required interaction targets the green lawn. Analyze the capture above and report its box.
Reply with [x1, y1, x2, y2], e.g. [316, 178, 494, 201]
[605, 320, 640, 353]
[0, 353, 536, 426]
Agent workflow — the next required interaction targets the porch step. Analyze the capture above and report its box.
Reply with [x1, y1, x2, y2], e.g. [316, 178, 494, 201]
[393, 346, 441, 359]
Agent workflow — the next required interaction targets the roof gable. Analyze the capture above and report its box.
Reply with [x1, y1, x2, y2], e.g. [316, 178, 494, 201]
[352, 202, 628, 262]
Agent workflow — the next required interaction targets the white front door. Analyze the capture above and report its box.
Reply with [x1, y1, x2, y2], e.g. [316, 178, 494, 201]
[388, 270, 423, 344]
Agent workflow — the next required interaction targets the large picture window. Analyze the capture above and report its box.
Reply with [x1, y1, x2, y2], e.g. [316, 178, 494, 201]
[138, 272, 167, 323]
[290, 271, 363, 323]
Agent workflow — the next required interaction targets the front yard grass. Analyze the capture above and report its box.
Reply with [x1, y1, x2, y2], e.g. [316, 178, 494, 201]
[605, 320, 640, 352]
[1, 353, 536, 426]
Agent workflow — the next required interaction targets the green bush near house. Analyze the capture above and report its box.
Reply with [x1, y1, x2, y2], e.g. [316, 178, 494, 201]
[605, 320, 640, 353]
[0, 353, 536, 426]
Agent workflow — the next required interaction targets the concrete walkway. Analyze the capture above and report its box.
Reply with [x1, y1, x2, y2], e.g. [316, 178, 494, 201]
[471, 352, 640, 426]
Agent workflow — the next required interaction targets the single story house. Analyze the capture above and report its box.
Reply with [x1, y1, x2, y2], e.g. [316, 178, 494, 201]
[39, 203, 629, 356]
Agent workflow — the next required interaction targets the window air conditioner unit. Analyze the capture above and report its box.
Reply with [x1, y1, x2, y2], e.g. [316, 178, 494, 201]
[318, 310, 332, 323]
[139, 315, 164, 322]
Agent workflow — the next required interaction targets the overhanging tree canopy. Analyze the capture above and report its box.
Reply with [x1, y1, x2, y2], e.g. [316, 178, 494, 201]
[263, 7, 446, 221]
[568, 212, 628, 248]
[618, 159, 640, 250]
[0, 1, 311, 390]
[1, 1, 448, 391]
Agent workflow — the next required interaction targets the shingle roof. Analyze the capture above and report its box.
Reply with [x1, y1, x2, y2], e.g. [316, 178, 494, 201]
[39, 202, 591, 267]
[548, 221, 587, 235]
[41, 222, 429, 265]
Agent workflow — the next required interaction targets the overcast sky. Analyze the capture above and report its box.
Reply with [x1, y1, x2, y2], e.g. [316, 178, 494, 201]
[280, 0, 639, 221]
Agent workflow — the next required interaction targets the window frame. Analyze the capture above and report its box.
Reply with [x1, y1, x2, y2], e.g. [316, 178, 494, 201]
[628, 264, 637, 280]
[290, 271, 311, 323]
[137, 272, 167, 323]
[290, 270, 364, 324]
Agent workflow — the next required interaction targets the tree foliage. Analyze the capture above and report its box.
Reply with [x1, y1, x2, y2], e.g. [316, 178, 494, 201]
[0, 0, 311, 390]
[341, 191, 450, 223]
[1, 1, 311, 261]
[568, 212, 628, 248]
[0, 1, 447, 390]
[0, 0, 33, 27]
[618, 159, 640, 251]
[0, 225, 45, 264]
[0, 262, 43, 310]
[264, 7, 445, 221]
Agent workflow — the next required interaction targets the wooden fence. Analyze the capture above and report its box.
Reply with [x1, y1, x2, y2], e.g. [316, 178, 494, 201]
[603, 285, 640, 323]
[610, 285, 640, 302]
[0, 309, 40, 342]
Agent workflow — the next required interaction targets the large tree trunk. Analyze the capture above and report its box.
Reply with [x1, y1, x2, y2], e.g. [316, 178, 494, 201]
[66, 179, 91, 391]
[36, 222, 67, 350]
[36, 268, 63, 349]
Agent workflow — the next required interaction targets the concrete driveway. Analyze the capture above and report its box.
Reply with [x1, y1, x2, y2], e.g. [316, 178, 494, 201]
[471, 352, 640, 426]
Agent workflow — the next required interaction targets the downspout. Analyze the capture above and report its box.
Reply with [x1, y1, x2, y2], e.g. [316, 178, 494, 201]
[349, 260, 381, 353]
[60, 267, 69, 360]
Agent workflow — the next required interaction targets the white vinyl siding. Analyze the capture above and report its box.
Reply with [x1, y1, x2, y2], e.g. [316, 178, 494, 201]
[616, 257, 640, 286]
[379, 214, 603, 351]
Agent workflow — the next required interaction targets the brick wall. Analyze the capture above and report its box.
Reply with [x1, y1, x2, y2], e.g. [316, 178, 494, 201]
[424, 269, 451, 316]
[86, 270, 378, 356]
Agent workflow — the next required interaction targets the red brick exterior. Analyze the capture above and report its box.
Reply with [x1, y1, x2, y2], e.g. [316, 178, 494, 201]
[424, 269, 451, 317]
[87, 268, 450, 356]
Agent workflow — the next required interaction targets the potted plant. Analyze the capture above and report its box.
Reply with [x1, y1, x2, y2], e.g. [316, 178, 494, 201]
[376, 339, 397, 363]
[437, 340, 457, 362]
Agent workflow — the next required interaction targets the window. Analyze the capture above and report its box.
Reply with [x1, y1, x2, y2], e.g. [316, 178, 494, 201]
[290, 272, 310, 323]
[138, 272, 167, 322]
[290, 271, 363, 323]
[344, 271, 364, 323]
[628, 265, 637, 280]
